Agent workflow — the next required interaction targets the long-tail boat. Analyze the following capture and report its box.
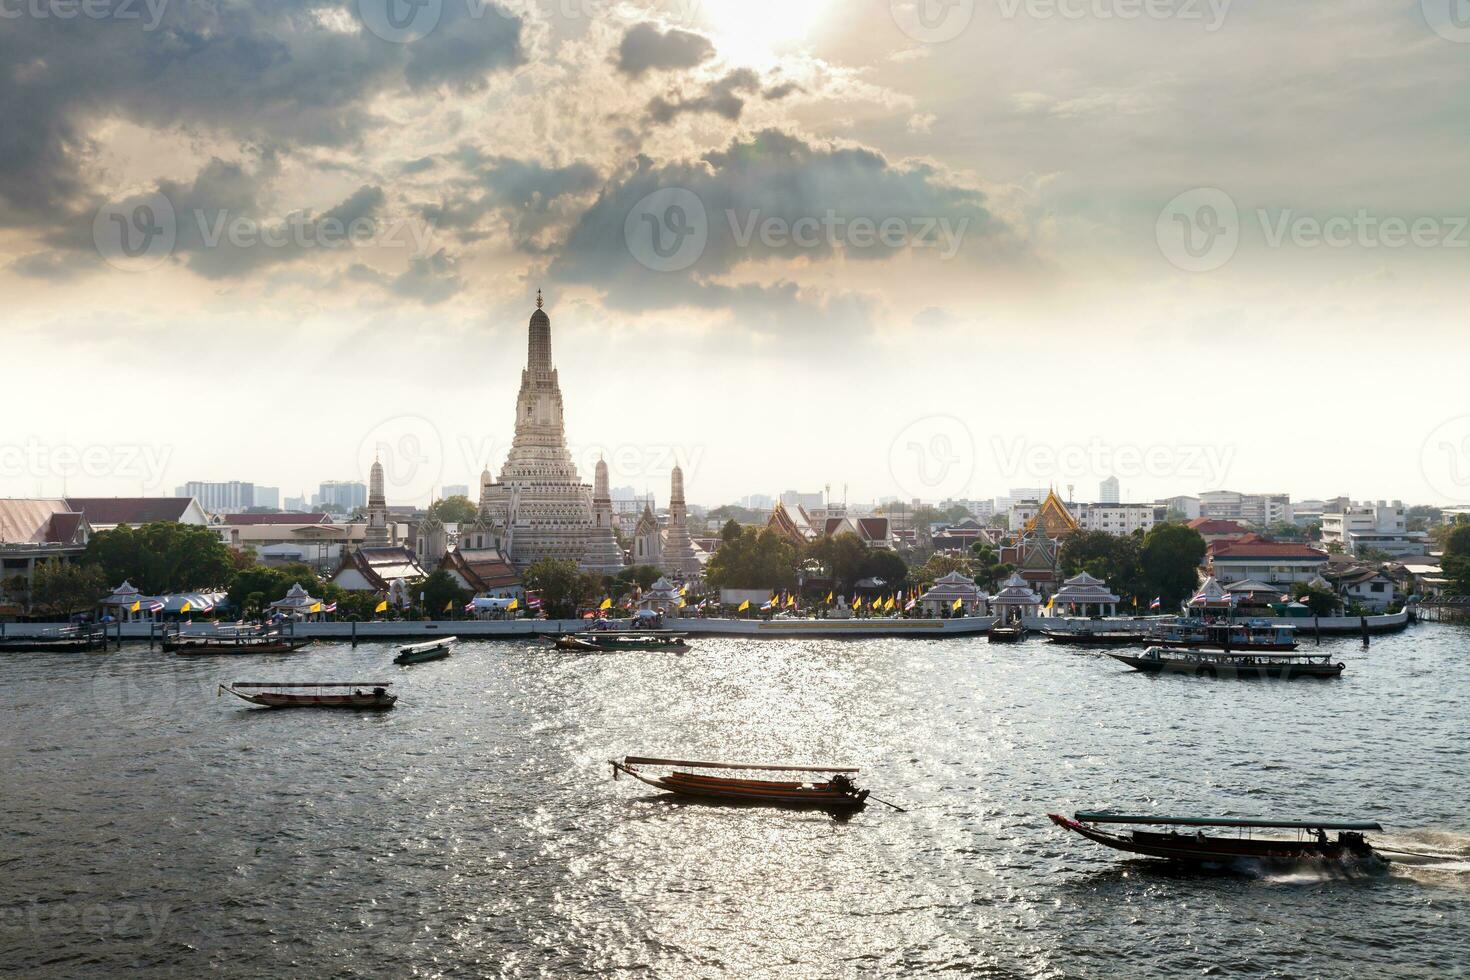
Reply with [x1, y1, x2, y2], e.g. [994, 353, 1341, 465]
[217, 681, 396, 709]
[1048, 811, 1385, 865]
[1148, 619, 1299, 651]
[1109, 647, 1344, 679]
[395, 637, 456, 664]
[556, 631, 690, 652]
[167, 626, 309, 655]
[609, 756, 869, 810]
[987, 625, 1025, 643]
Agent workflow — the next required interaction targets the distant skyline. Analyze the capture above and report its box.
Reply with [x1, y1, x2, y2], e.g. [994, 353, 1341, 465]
[3, 3, 1469, 507]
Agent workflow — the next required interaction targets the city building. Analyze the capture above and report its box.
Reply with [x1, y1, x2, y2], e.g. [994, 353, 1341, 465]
[780, 490, 825, 513]
[1187, 517, 1251, 546]
[255, 486, 280, 510]
[1321, 501, 1427, 557]
[1158, 495, 1201, 520]
[1073, 502, 1157, 536]
[316, 481, 368, 512]
[175, 481, 257, 513]
[1099, 477, 1120, 505]
[1207, 538, 1330, 586]
[212, 513, 359, 570]
[1200, 491, 1292, 527]
[442, 484, 470, 500]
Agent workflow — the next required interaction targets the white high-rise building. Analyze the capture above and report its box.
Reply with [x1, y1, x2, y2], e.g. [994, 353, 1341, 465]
[1099, 477, 1120, 504]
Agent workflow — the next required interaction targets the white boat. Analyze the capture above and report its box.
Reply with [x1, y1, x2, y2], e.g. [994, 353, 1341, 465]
[394, 637, 457, 664]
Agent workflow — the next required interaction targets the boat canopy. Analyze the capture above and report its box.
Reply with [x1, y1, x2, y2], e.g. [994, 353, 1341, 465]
[1073, 811, 1382, 831]
[230, 681, 394, 689]
[622, 755, 859, 774]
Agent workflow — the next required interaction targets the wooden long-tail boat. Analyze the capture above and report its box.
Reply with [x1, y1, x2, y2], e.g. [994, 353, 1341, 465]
[167, 627, 309, 656]
[556, 631, 690, 652]
[1040, 628, 1146, 646]
[1048, 812, 1385, 866]
[395, 637, 456, 664]
[609, 756, 869, 810]
[987, 625, 1024, 643]
[218, 681, 396, 710]
[1110, 647, 1344, 679]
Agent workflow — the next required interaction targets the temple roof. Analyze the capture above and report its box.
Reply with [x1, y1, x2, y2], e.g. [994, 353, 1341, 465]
[1023, 489, 1078, 537]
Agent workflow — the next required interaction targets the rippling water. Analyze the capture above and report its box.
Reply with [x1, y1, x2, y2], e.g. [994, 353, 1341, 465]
[4, 623, 1469, 977]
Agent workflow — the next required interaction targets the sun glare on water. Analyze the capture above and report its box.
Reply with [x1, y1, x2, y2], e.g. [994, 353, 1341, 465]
[697, 0, 834, 64]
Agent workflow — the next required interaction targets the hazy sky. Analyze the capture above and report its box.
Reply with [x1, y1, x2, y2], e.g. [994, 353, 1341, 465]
[3, 0, 1470, 508]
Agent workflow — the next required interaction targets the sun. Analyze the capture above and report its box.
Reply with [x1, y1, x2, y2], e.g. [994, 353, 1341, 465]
[696, 0, 833, 65]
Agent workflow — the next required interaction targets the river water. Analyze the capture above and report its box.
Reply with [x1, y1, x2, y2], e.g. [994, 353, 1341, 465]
[3, 623, 1469, 978]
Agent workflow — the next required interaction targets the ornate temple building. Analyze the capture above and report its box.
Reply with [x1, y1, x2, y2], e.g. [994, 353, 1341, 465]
[364, 457, 391, 548]
[659, 465, 701, 580]
[475, 292, 625, 573]
[1023, 488, 1079, 538]
[582, 458, 626, 574]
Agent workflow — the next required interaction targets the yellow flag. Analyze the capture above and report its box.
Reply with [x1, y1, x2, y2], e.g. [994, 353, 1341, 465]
[310, 602, 322, 614]
[508, 598, 519, 611]
[738, 599, 750, 612]
[444, 600, 454, 613]
[787, 594, 796, 607]
[885, 596, 895, 611]
[129, 600, 140, 613]
[952, 597, 963, 612]
[1045, 594, 1055, 610]
[851, 595, 862, 609]
[599, 597, 613, 611]
[374, 599, 388, 613]
[180, 601, 191, 614]
[678, 598, 687, 609]
[825, 591, 834, 604]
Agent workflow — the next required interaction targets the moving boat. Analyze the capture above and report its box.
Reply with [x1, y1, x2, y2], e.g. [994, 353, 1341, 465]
[609, 756, 869, 810]
[395, 637, 456, 664]
[217, 681, 397, 710]
[1148, 618, 1299, 652]
[1110, 647, 1344, 679]
[556, 631, 691, 652]
[167, 627, 309, 655]
[1048, 811, 1385, 866]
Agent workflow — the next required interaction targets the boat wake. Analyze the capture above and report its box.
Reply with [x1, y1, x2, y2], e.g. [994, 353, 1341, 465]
[1375, 829, 1470, 882]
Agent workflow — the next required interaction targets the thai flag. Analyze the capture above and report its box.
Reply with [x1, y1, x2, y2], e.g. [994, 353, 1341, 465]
[322, 602, 337, 614]
[904, 598, 917, 611]
[527, 595, 543, 609]
[146, 600, 164, 613]
[464, 601, 477, 612]
[1149, 597, 1162, 610]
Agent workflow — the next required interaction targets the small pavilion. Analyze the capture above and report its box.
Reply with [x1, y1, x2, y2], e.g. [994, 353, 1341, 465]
[1050, 572, 1121, 618]
[640, 576, 683, 616]
[918, 570, 988, 617]
[99, 581, 159, 622]
[1188, 576, 1235, 618]
[269, 582, 326, 620]
[990, 572, 1042, 624]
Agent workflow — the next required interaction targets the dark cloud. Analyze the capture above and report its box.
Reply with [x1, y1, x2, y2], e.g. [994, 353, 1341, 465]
[615, 23, 715, 77]
[416, 151, 601, 246]
[0, 1, 525, 230]
[647, 70, 760, 124]
[346, 247, 464, 304]
[549, 129, 1011, 324]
